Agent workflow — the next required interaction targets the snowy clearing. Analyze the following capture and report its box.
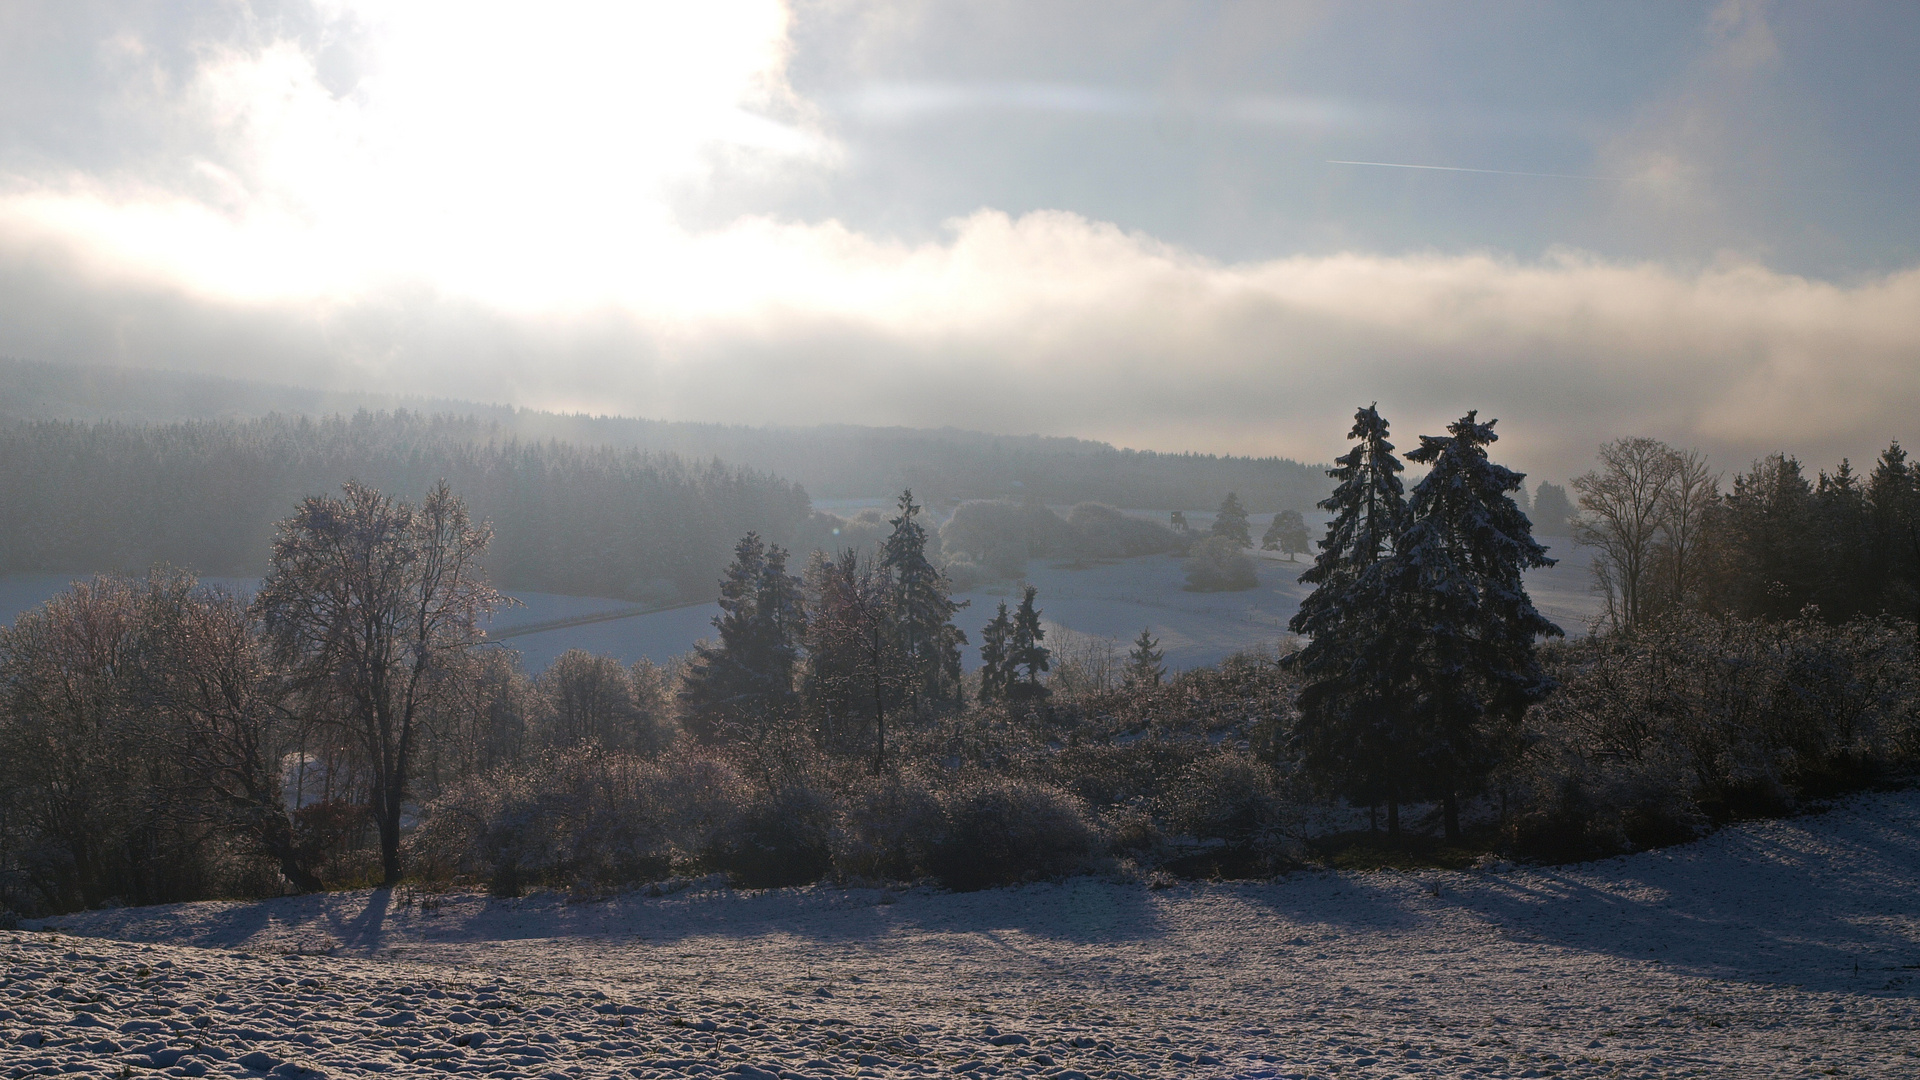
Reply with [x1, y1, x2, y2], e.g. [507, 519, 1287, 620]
[0, 538, 1600, 677]
[9, 790, 1917, 1078]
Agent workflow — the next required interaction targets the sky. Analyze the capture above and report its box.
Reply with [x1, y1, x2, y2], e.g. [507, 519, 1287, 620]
[0, 0, 1917, 482]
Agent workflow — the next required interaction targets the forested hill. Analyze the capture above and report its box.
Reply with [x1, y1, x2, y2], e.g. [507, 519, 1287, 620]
[0, 412, 818, 602]
[0, 359, 1330, 512]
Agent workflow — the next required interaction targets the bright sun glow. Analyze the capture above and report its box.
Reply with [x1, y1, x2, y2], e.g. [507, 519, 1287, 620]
[11, 0, 823, 308]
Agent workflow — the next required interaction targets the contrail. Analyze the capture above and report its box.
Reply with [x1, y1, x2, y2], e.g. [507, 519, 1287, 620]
[1327, 160, 1633, 182]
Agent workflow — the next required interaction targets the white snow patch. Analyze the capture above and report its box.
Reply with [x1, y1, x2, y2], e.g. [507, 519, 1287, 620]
[15, 790, 1918, 1078]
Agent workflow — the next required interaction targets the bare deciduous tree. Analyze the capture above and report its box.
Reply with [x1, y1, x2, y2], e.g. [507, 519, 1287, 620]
[135, 572, 323, 891]
[1575, 438, 1680, 633]
[255, 481, 501, 886]
[1656, 448, 1719, 610]
[802, 549, 901, 770]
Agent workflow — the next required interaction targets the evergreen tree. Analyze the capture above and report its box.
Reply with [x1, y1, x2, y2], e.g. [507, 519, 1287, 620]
[977, 601, 1015, 702]
[1123, 627, 1165, 688]
[1530, 482, 1574, 535]
[1813, 461, 1872, 621]
[1262, 508, 1311, 560]
[1719, 455, 1819, 620]
[1867, 442, 1919, 624]
[1286, 405, 1412, 835]
[881, 490, 968, 716]
[1383, 411, 1560, 841]
[1006, 585, 1050, 701]
[679, 533, 806, 742]
[1211, 492, 1252, 547]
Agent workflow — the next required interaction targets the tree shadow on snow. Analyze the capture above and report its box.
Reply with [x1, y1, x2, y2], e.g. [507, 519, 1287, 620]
[1447, 803, 1920, 998]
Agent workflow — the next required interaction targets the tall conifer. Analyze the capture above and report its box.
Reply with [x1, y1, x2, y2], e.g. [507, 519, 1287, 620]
[1007, 585, 1050, 700]
[1286, 405, 1411, 833]
[977, 601, 1014, 702]
[881, 490, 968, 716]
[1384, 411, 1560, 840]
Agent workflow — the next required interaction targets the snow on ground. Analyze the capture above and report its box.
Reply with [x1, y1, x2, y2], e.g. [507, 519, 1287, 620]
[12, 791, 1918, 1078]
[1, 544, 1601, 677]
[476, 539, 1600, 675]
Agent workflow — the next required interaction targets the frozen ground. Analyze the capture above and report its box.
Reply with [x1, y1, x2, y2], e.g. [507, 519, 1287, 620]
[11, 791, 1918, 1078]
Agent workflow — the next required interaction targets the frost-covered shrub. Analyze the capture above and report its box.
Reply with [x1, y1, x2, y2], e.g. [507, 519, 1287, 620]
[1501, 741, 1704, 859]
[709, 781, 836, 889]
[1159, 751, 1294, 851]
[816, 508, 895, 557]
[1037, 741, 1208, 810]
[925, 774, 1100, 891]
[1065, 502, 1180, 558]
[1098, 799, 1164, 856]
[1506, 611, 1920, 858]
[532, 650, 674, 757]
[406, 743, 750, 894]
[1183, 536, 1258, 592]
[831, 768, 945, 882]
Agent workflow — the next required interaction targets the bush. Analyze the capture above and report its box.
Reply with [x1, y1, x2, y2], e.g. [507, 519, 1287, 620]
[1504, 611, 1920, 859]
[1161, 752, 1294, 849]
[940, 500, 1073, 577]
[406, 743, 750, 894]
[709, 781, 836, 889]
[1184, 536, 1258, 591]
[925, 774, 1100, 891]
[831, 768, 946, 882]
[1065, 503, 1181, 558]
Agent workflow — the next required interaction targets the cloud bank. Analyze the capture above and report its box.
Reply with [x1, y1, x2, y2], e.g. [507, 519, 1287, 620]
[0, 1, 1914, 482]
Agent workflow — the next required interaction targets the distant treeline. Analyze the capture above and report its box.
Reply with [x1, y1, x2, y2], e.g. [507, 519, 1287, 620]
[0, 359, 1331, 511]
[509, 419, 1334, 512]
[0, 412, 817, 601]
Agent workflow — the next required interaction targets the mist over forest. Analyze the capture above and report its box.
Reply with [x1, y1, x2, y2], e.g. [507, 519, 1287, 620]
[0, 358, 1329, 508]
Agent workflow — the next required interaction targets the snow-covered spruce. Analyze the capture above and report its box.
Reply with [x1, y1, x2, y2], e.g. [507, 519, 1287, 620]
[9, 792, 1920, 1078]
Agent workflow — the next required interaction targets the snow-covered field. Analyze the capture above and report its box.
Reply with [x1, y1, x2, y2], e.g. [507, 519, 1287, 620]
[11, 791, 1917, 1078]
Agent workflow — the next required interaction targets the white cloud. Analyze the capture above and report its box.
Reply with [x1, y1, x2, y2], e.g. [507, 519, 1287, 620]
[4, 198, 1917, 480]
[0, 0, 1915, 484]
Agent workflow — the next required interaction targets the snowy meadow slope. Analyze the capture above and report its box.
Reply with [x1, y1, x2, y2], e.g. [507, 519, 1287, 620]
[11, 790, 1917, 1079]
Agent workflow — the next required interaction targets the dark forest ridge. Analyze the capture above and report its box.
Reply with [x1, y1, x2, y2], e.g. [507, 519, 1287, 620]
[0, 358, 1328, 510]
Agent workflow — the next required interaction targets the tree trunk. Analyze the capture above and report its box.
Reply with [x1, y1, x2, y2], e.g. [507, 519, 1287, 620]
[1442, 792, 1461, 843]
[279, 852, 325, 894]
[378, 795, 403, 886]
[258, 809, 324, 893]
[1368, 804, 1377, 833]
[871, 668, 887, 774]
[1385, 799, 1400, 841]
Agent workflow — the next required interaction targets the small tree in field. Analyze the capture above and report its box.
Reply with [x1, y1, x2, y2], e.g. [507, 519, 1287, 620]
[255, 481, 501, 886]
[1262, 509, 1311, 561]
[977, 601, 1015, 702]
[138, 574, 322, 892]
[1124, 627, 1165, 688]
[1006, 585, 1050, 701]
[1212, 492, 1252, 547]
